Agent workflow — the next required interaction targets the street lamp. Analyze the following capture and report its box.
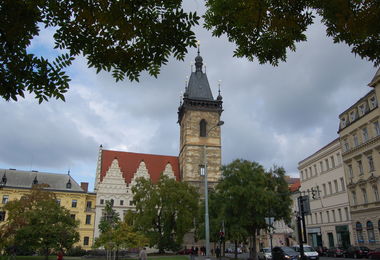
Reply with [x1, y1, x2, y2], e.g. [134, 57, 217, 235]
[200, 120, 224, 259]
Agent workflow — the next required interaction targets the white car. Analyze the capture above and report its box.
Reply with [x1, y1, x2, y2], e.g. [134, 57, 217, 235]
[258, 248, 272, 260]
[292, 245, 319, 260]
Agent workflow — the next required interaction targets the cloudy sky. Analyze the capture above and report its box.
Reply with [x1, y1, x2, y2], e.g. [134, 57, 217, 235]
[0, 1, 377, 191]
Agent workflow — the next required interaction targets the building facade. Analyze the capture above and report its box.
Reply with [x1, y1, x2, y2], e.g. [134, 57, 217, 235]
[93, 50, 224, 239]
[0, 169, 96, 250]
[338, 68, 380, 248]
[298, 139, 353, 249]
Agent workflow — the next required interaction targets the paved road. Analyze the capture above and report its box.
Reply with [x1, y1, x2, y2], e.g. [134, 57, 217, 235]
[213, 254, 370, 260]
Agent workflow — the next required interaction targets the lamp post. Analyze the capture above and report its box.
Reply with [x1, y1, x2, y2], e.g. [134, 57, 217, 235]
[201, 120, 224, 259]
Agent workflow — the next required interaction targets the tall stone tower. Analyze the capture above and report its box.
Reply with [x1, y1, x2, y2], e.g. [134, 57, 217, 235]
[178, 49, 223, 187]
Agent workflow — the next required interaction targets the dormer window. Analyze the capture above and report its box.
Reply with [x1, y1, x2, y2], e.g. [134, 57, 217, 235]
[341, 117, 347, 128]
[66, 179, 72, 189]
[350, 111, 356, 122]
[200, 119, 207, 137]
[33, 176, 38, 185]
[370, 96, 377, 109]
[359, 104, 366, 115]
[1, 174, 6, 185]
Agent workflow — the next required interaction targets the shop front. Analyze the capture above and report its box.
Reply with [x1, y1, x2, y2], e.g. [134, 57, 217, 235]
[336, 225, 351, 248]
[307, 227, 322, 248]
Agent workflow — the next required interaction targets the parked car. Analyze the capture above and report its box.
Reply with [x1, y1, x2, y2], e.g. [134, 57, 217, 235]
[177, 248, 192, 255]
[272, 246, 299, 260]
[327, 247, 346, 257]
[292, 245, 319, 260]
[345, 246, 371, 258]
[368, 248, 380, 259]
[258, 248, 272, 260]
[315, 246, 328, 256]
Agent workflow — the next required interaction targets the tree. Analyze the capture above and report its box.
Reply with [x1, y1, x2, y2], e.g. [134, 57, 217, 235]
[0, 0, 199, 102]
[98, 200, 120, 234]
[215, 159, 292, 260]
[0, 185, 79, 260]
[131, 175, 199, 253]
[204, 0, 380, 67]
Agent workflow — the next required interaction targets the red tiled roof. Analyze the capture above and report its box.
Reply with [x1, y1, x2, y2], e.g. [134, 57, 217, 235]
[101, 149, 180, 184]
[289, 179, 301, 192]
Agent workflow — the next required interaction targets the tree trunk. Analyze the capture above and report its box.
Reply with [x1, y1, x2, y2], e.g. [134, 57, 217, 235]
[234, 240, 238, 259]
[252, 228, 258, 260]
[44, 247, 49, 260]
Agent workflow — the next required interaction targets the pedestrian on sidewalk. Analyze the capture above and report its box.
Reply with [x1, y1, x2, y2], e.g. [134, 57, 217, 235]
[190, 246, 196, 260]
[139, 247, 147, 260]
[216, 246, 221, 259]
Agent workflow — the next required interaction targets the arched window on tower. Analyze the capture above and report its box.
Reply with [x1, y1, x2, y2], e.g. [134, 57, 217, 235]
[200, 119, 207, 137]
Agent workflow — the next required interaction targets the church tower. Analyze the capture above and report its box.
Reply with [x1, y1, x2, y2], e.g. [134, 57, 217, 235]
[178, 49, 223, 187]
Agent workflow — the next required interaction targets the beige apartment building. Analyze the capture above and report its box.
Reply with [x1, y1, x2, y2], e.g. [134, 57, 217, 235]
[298, 139, 353, 249]
[337, 68, 380, 248]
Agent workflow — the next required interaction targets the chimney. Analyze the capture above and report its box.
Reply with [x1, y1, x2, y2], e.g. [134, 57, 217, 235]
[80, 182, 89, 192]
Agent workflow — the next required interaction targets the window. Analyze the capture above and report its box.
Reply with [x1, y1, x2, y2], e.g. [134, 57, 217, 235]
[200, 119, 207, 137]
[56, 199, 61, 205]
[362, 127, 369, 142]
[85, 215, 91, 225]
[0, 211, 5, 221]
[320, 212, 323, 224]
[328, 182, 332, 195]
[348, 164, 353, 178]
[72, 199, 77, 208]
[370, 96, 377, 108]
[350, 111, 356, 121]
[110, 199, 114, 206]
[362, 188, 368, 204]
[373, 185, 379, 201]
[367, 221, 375, 243]
[301, 170, 304, 180]
[344, 139, 350, 152]
[340, 177, 346, 191]
[320, 161, 324, 172]
[334, 180, 339, 193]
[358, 160, 364, 175]
[323, 184, 327, 196]
[83, 236, 89, 246]
[341, 117, 347, 128]
[66, 179, 72, 189]
[120, 200, 124, 206]
[309, 167, 313, 177]
[325, 159, 330, 170]
[327, 211, 330, 223]
[332, 210, 336, 222]
[356, 222, 364, 243]
[345, 207, 349, 221]
[352, 191, 357, 205]
[100, 199, 104, 205]
[338, 209, 342, 221]
[331, 156, 335, 168]
[368, 155, 375, 172]
[86, 201, 92, 208]
[2, 195, 9, 204]
[374, 121, 380, 136]
[315, 213, 318, 224]
[305, 169, 308, 179]
[71, 214, 76, 220]
[314, 164, 318, 175]
[359, 104, 366, 115]
[129, 200, 134, 206]
[353, 134, 359, 147]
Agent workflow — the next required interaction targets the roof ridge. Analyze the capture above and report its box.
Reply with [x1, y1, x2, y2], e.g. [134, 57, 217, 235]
[102, 149, 178, 159]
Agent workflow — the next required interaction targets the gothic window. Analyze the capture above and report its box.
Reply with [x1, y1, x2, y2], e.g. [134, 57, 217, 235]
[200, 119, 207, 137]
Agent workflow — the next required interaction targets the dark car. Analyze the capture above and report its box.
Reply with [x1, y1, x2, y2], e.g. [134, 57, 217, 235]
[272, 246, 299, 260]
[177, 248, 192, 255]
[327, 247, 346, 257]
[368, 248, 380, 259]
[345, 246, 370, 258]
[316, 247, 328, 256]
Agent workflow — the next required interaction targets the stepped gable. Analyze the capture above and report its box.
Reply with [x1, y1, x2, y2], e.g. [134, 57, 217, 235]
[100, 149, 180, 183]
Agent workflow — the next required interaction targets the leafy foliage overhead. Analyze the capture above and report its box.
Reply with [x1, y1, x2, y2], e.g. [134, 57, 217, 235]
[0, 0, 199, 102]
[204, 0, 380, 66]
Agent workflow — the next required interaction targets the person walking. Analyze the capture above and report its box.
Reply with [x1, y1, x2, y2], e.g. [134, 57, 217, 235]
[139, 247, 147, 260]
[215, 246, 221, 259]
